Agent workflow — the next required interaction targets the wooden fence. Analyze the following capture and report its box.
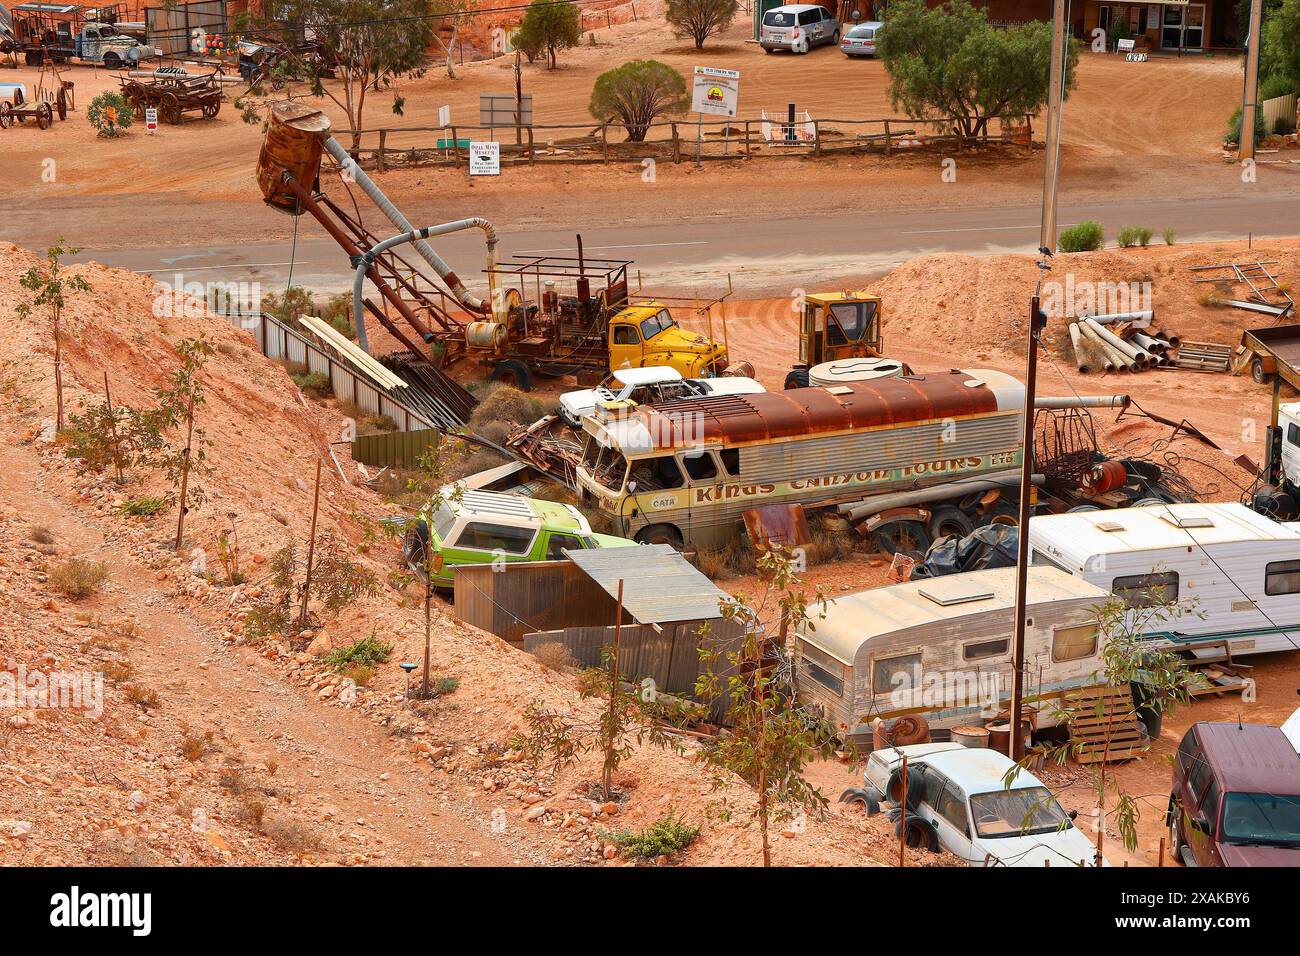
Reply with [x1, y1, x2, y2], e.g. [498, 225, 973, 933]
[349, 113, 1035, 172]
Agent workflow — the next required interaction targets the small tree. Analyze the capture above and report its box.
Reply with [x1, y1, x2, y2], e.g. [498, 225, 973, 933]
[589, 60, 689, 142]
[694, 548, 842, 867]
[16, 241, 91, 434]
[86, 91, 133, 138]
[1005, 588, 1194, 864]
[1262, 0, 1300, 92]
[515, 600, 679, 802]
[876, 0, 1080, 144]
[513, 0, 582, 70]
[430, 0, 475, 79]
[152, 337, 215, 551]
[265, 0, 435, 148]
[665, 0, 738, 50]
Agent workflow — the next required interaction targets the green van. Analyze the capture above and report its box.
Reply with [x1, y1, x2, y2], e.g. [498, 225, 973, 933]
[402, 488, 638, 589]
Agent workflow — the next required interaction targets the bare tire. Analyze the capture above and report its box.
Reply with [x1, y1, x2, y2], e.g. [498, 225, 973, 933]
[784, 366, 810, 390]
[104, 53, 122, 71]
[928, 505, 974, 542]
[871, 520, 931, 557]
[1252, 358, 1273, 385]
[885, 765, 925, 808]
[634, 524, 683, 549]
[895, 815, 941, 852]
[55, 88, 67, 121]
[36, 102, 52, 130]
[489, 359, 534, 392]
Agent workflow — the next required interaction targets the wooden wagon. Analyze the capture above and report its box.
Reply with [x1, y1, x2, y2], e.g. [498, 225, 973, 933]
[119, 72, 221, 125]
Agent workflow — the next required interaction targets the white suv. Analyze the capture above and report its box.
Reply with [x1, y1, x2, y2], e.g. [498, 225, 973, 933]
[760, 4, 840, 54]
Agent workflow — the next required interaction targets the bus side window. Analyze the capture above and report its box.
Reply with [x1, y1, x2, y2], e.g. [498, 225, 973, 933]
[719, 449, 740, 476]
[681, 452, 718, 482]
[631, 456, 684, 490]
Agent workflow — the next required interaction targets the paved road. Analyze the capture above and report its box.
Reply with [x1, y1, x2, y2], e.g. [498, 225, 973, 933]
[69, 192, 1300, 296]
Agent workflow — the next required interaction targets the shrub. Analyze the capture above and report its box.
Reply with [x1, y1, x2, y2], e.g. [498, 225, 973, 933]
[433, 676, 459, 696]
[87, 91, 133, 138]
[324, 630, 393, 670]
[122, 683, 160, 708]
[1163, 227, 1177, 246]
[290, 370, 331, 397]
[1058, 220, 1104, 253]
[181, 730, 213, 762]
[531, 642, 575, 671]
[1225, 106, 1268, 145]
[1116, 226, 1140, 249]
[29, 525, 54, 545]
[340, 662, 375, 686]
[312, 533, 380, 613]
[120, 496, 169, 517]
[612, 811, 699, 858]
[665, 0, 738, 49]
[589, 60, 689, 142]
[261, 815, 322, 853]
[49, 558, 110, 598]
[242, 604, 294, 643]
[470, 383, 549, 429]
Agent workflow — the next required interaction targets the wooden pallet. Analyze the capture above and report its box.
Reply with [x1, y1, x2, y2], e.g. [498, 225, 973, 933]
[1064, 685, 1149, 765]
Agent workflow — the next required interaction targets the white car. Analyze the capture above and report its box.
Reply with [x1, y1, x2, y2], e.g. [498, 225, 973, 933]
[848, 743, 1109, 867]
[558, 367, 766, 427]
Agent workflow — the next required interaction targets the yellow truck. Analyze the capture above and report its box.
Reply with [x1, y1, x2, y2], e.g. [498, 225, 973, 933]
[785, 290, 885, 389]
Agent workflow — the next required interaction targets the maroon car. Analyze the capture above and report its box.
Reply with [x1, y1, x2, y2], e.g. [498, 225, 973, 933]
[1168, 721, 1300, 866]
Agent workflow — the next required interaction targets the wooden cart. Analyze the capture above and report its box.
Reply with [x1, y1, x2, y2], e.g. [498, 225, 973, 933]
[120, 72, 221, 125]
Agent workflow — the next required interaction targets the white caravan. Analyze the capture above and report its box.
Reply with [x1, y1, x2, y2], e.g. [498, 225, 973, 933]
[1027, 502, 1300, 660]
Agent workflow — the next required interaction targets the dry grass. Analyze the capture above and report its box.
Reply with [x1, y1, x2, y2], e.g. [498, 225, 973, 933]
[49, 558, 111, 599]
[261, 815, 323, 854]
[121, 682, 159, 708]
[180, 728, 214, 762]
[101, 660, 134, 684]
[29, 524, 54, 545]
[530, 642, 574, 672]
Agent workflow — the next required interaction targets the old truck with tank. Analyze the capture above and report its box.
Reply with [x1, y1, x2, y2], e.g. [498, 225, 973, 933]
[6, 4, 157, 68]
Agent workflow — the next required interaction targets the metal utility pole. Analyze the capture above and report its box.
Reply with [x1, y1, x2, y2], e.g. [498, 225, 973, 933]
[1010, 0, 1066, 762]
[1240, 0, 1264, 162]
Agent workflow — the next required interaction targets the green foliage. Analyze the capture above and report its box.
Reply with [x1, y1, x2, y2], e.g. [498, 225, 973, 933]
[693, 547, 842, 866]
[1261, 0, 1300, 92]
[120, 496, 169, 517]
[514, 0, 582, 69]
[1162, 227, 1177, 246]
[876, 0, 1079, 142]
[515, 643, 679, 802]
[16, 240, 91, 432]
[1058, 220, 1104, 253]
[589, 60, 689, 142]
[289, 369, 331, 397]
[64, 398, 170, 482]
[263, 286, 316, 325]
[324, 629, 394, 670]
[665, 0, 738, 49]
[1226, 105, 1268, 145]
[612, 811, 700, 858]
[87, 91, 133, 138]
[311, 531, 380, 613]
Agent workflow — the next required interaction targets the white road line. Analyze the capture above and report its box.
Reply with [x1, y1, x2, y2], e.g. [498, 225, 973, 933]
[131, 261, 304, 273]
[513, 240, 710, 254]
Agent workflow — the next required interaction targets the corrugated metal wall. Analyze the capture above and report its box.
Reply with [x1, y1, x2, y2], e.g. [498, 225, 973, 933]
[145, 0, 227, 55]
[351, 429, 441, 469]
[453, 561, 627, 643]
[1263, 93, 1298, 133]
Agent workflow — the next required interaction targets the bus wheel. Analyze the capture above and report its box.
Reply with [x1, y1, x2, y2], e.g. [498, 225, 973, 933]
[635, 524, 683, 549]
[489, 360, 534, 392]
[927, 506, 974, 542]
[870, 520, 931, 557]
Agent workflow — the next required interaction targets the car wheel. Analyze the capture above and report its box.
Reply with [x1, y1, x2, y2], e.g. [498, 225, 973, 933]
[870, 520, 931, 557]
[895, 815, 941, 852]
[783, 367, 810, 390]
[104, 53, 122, 71]
[1170, 807, 1188, 864]
[634, 524, 683, 549]
[1252, 358, 1273, 385]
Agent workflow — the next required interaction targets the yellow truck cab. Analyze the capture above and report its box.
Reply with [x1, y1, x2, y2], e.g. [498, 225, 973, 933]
[786, 291, 883, 388]
[607, 302, 730, 378]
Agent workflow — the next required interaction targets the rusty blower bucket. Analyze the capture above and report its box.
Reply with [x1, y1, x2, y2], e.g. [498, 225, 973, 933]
[257, 102, 332, 214]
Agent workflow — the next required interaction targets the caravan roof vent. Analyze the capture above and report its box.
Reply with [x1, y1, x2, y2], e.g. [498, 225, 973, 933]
[1096, 521, 1125, 532]
[1160, 513, 1215, 529]
[918, 580, 995, 607]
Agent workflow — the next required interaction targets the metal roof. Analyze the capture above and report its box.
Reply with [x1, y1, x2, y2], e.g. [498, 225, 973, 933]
[565, 544, 729, 624]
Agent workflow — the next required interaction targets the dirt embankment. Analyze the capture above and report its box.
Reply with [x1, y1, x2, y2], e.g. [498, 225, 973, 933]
[0, 241, 911, 867]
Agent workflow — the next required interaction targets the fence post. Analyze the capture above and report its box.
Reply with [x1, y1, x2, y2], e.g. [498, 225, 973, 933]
[812, 119, 821, 157]
[671, 122, 681, 163]
[528, 126, 535, 164]
[451, 125, 459, 166]
[1024, 113, 1033, 155]
[378, 129, 387, 173]
[883, 119, 892, 157]
[745, 119, 752, 158]
[601, 123, 609, 164]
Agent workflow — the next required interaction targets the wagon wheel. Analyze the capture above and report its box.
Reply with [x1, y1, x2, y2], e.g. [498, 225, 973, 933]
[161, 92, 182, 125]
[36, 102, 52, 130]
[129, 93, 145, 119]
[201, 97, 220, 119]
[0, 102, 11, 130]
[55, 87, 67, 121]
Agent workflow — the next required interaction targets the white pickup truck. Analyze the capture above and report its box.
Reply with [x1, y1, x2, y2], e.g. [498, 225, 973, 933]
[845, 743, 1109, 867]
[558, 366, 766, 427]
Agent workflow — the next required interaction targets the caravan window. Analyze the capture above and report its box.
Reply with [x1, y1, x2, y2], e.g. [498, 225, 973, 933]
[872, 652, 921, 696]
[719, 448, 740, 476]
[962, 638, 1009, 661]
[1265, 559, 1300, 596]
[1051, 622, 1098, 662]
[1288, 423, 1300, 446]
[1112, 571, 1179, 608]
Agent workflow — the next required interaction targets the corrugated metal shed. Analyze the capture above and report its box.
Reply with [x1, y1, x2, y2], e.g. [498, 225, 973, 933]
[565, 544, 728, 624]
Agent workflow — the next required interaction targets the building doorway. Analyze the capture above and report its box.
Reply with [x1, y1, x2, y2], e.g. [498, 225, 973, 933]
[1161, 3, 1206, 50]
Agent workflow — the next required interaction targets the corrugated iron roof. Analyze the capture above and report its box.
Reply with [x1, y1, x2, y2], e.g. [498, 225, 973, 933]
[566, 544, 729, 624]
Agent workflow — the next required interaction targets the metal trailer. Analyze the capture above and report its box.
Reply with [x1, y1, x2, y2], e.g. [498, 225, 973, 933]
[1238, 324, 1300, 390]
[1235, 325, 1300, 518]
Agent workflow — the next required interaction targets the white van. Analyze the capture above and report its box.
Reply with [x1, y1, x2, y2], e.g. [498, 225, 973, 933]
[760, 4, 840, 54]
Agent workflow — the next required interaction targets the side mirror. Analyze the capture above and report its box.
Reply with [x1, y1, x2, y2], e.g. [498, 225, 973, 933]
[1191, 814, 1211, 834]
[627, 481, 638, 495]
[1067, 809, 1078, 821]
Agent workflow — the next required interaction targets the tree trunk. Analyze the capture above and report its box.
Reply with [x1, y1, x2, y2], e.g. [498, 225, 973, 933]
[445, 20, 458, 79]
[53, 305, 63, 433]
[298, 458, 322, 628]
[174, 391, 195, 552]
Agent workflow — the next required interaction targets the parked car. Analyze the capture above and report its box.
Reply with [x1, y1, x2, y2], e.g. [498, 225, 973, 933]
[403, 488, 637, 590]
[1167, 721, 1300, 866]
[759, 4, 840, 54]
[558, 366, 766, 427]
[846, 743, 1107, 866]
[840, 20, 883, 57]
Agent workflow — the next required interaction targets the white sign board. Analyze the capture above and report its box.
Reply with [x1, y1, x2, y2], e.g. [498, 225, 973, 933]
[468, 141, 500, 176]
[1117, 37, 1135, 52]
[145, 107, 158, 133]
[438, 104, 451, 127]
[691, 66, 740, 118]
